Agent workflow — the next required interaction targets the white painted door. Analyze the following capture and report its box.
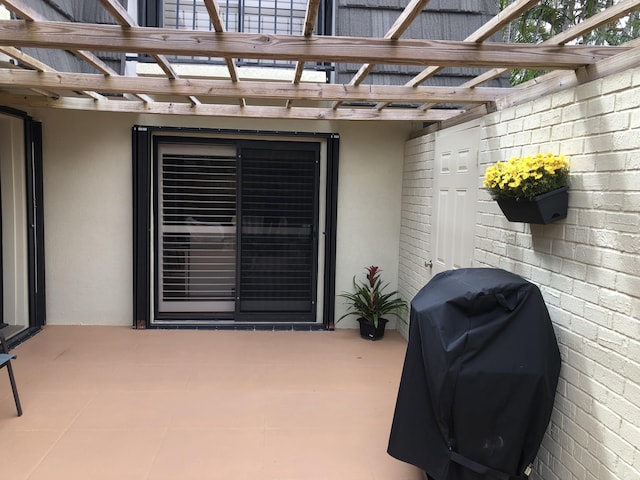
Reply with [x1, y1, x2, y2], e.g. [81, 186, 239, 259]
[431, 122, 480, 277]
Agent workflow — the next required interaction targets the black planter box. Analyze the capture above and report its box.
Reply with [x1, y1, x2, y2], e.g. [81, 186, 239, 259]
[496, 186, 568, 224]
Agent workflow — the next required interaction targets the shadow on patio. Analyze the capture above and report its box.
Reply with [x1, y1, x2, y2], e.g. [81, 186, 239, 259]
[0, 326, 422, 480]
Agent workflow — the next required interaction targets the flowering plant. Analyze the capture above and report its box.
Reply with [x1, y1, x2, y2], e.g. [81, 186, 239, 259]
[483, 153, 570, 201]
[338, 265, 408, 328]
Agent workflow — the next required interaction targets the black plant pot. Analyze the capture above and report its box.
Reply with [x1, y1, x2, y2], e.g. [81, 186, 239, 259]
[357, 317, 388, 340]
[496, 186, 568, 224]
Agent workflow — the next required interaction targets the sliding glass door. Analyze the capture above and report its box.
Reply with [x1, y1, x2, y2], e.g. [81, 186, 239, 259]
[153, 137, 319, 325]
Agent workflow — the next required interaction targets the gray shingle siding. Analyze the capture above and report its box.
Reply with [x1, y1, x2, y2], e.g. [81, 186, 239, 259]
[339, 0, 486, 13]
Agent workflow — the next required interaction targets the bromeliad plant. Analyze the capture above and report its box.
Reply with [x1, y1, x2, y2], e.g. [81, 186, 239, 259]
[338, 265, 408, 328]
[483, 153, 570, 200]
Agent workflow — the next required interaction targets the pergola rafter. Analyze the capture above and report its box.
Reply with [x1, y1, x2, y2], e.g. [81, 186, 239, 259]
[286, 0, 321, 108]
[202, 0, 245, 106]
[98, 0, 200, 105]
[331, 0, 432, 109]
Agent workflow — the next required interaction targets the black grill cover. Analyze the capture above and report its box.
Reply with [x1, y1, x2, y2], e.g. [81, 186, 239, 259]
[388, 268, 561, 480]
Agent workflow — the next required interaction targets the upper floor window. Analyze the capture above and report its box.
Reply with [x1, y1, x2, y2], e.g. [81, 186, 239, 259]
[139, 0, 331, 35]
[164, 0, 311, 35]
[139, 0, 332, 68]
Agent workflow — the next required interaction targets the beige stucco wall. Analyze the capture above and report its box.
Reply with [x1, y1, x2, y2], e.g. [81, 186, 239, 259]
[38, 110, 135, 326]
[27, 108, 412, 326]
[399, 67, 640, 479]
[333, 122, 409, 329]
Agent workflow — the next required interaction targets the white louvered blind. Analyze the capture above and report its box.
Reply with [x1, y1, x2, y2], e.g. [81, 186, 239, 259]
[158, 143, 237, 314]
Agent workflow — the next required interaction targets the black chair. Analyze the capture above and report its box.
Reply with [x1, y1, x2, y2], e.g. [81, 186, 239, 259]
[0, 331, 22, 416]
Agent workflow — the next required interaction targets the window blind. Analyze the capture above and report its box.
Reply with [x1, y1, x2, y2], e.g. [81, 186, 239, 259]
[158, 144, 237, 312]
[238, 146, 318, 316]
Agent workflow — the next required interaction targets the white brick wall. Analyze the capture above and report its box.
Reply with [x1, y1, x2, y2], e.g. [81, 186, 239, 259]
[399, 67, 640, 478]
[397, 134, 436, 339]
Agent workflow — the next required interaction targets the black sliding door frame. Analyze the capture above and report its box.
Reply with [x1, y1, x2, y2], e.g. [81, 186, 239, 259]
[132, 126, 339, 330]
[25, 119, 46, 331]
[0, 107, 46, 343]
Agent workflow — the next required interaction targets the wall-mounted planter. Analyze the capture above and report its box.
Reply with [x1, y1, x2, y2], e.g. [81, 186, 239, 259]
[496, 186, 569, 224]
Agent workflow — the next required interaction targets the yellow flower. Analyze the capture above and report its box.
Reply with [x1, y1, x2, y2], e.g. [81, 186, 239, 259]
[483, 153, 570, 200]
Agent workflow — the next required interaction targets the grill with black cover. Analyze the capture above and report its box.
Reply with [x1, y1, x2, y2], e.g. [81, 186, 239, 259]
[388, 268, 561, 480]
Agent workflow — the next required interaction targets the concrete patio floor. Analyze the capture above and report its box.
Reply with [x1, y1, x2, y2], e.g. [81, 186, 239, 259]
[0, 325, 423, 480]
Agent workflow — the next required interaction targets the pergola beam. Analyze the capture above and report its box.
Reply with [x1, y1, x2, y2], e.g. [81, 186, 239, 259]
[0, 92, 463, 121]
[0, 20, 626, 70]
[0, 68, 517, 103]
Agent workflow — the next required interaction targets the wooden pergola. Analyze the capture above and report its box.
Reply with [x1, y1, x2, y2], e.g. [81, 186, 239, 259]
[0, 0, 639, 125]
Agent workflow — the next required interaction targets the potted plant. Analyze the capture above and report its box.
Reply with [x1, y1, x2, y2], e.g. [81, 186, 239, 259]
[338, 265, 408, 340]
[483, 153, 570, 224]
